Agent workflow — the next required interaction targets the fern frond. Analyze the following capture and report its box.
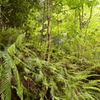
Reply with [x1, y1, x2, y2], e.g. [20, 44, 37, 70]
[11, 59, 24, 100]
[7, 43, 16, 55]
[0, 51, 12, 100]
[15, 34, 25, 47]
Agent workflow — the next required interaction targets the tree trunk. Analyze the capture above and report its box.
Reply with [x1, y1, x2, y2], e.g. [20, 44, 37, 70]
[79, 5, 84, 30]
[45, 0, 51, 61]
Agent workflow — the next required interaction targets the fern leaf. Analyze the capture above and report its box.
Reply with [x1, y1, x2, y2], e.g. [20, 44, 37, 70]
[0, 52, 12, 100]
[15, 34, 24, 47]
[7, 43, 16, 55]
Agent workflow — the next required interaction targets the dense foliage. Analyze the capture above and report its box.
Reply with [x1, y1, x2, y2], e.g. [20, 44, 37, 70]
[1, 0, 100, 100]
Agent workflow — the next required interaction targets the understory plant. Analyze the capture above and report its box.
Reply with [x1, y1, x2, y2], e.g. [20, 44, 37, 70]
[0, 32, 100, 100]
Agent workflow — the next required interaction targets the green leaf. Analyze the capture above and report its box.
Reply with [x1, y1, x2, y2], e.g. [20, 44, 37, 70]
[35, 70, 44, 82]
[8, 43, 16, 55]
[0, 52, 12, 100]
[24, 68, 30, 74]
[15, 34, 24, 47]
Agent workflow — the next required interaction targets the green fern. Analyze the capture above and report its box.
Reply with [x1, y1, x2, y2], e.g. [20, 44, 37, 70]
[1, 32, 100, 100]
[0, 33, 25, 100]
[0, 51, 12, 100]
[15, 34, 25, 47]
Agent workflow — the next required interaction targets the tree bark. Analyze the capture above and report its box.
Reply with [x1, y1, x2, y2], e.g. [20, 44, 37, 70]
[79, 5, 84, 30]
[45, 0, 51, 61]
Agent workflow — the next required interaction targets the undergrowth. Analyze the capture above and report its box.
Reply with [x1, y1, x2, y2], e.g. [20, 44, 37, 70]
[0, 33, 100, 100]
